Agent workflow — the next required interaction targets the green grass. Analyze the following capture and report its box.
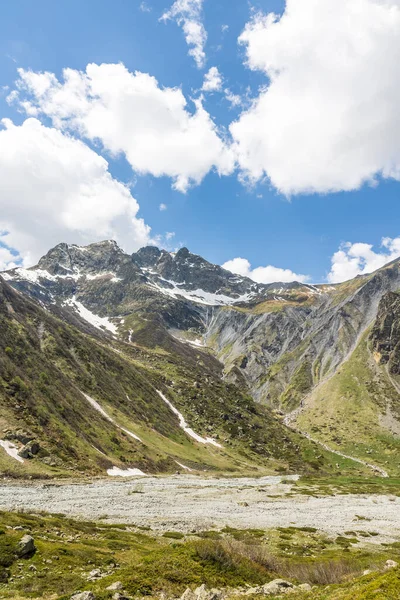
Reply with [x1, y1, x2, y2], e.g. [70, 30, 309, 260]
[296, 329, 400, 477]
[1, 511, 399, 600]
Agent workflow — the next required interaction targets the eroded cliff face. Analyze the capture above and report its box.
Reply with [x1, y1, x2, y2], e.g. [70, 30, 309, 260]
[207, 260, 400, 409]
[371, 291, 400, 376]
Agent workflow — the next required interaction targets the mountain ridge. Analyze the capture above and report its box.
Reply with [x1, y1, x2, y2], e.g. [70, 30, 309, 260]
[1, 241, 400, 477]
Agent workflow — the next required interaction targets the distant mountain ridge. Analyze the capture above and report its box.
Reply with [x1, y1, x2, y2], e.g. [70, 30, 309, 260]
[1, 240, 400, 477]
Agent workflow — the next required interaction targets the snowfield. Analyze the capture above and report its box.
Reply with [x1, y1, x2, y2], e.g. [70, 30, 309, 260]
[64, 298, 118, 334]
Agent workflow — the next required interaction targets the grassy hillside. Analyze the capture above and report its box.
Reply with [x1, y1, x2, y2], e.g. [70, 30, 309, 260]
[0, 511, 399, 600]
[0, 277, 363, 479]
[295, 329, 400, 476]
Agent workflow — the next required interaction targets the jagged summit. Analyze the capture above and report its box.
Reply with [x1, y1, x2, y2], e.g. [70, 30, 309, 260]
[37, 240, 127, 276]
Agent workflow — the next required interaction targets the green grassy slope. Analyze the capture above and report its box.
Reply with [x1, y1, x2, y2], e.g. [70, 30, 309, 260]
[295, 329, 400, 476]
[0, 277, 361, 479]
[0, 511, 399, 600]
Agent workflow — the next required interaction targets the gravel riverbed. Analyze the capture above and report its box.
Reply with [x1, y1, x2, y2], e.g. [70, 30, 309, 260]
[0, 475, 399, 543]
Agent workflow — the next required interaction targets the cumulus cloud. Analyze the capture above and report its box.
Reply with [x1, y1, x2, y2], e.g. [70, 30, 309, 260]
[159, 203, 168, 211]
[12, 63, 234, 193]
[161, 0, 206, 68]
[328, 237, 400, 283]
[231, 0, 400, 195]
[202, 67, 222, 92]
[222, 257, 309, 284]
[0, 118, 151, 267]
[0, 246, 19, 270]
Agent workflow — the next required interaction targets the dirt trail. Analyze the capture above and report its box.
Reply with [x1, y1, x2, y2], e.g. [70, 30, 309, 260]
[0, 475, 399, 542]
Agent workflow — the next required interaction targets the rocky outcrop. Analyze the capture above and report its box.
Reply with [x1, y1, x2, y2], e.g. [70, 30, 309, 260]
[370, 291, 400, 375]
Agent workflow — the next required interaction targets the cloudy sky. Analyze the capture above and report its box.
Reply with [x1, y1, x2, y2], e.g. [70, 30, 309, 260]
[1, 0, 400, 284]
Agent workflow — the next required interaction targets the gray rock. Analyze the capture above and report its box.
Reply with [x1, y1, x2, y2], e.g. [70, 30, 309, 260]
[17, 535, 36, 557]
[180, 589, 196, 600]
[70, 593, 95, 600]
[384, 559, 398, 569]
[261, 580, 294, 595]
[107, 581, 123, 591]
[243, 587, 262, 596]
[298, 583, 312, 591]
[18, 441, 40, 459]
[193, 585, 223, 600]
[87, 568, 103, 581]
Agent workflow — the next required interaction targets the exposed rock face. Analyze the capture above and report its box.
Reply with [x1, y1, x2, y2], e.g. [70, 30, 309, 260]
[132, 246, 263, 296]
[370, 291, 400, 375]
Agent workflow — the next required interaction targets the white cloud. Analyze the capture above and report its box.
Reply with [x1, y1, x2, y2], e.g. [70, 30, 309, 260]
[328, 237, 400, 283]
[224, 89, 243, 108]
[202, 67, 222, 92]
[231, 0, 400, 195]
[139, 1, 152, 12]
[221, 24, 229, 33]
[13, 63, 234, 193]
[161, 0, 206, 68]
[166, 231, 175, 240]
[222, 257, 309, 284]
[0, 118, 151, 267]
[159, 203, 168, 211]
[0, 246, 18, 270]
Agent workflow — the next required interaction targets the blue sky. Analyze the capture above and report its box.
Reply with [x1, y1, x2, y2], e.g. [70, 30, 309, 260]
[1, 0, 400, 284]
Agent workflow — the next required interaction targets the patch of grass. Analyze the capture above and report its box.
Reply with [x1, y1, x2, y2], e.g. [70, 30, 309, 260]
[0, 511, 398, 599]
[162, 532, 185, 540]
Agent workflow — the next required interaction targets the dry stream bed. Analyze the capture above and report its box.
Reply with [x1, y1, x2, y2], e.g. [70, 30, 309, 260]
[0, 475, 399, 544]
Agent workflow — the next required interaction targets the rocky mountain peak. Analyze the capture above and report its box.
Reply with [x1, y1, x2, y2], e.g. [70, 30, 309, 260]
[37, 240, 128, 276]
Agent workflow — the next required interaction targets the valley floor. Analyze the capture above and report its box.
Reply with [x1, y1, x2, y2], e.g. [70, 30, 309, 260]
[1, 475, 400, 544]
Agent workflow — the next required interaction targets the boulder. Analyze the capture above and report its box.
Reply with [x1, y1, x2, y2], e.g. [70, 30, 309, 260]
[298, 583, 312, 592]
[384, 559, 398, 570]
[18, 441, 40, 459]
[87, 568, 104, 581]
[197, 585, 221, 600]
[180, 589, 196, 600]
[17, 535, 36, 558]
[243, 587, 262, 596]
[261, 580, 294, 595]
[70, 593, 95, 600]
[107, 582, 123, 591]
[191, 585, 223, 600]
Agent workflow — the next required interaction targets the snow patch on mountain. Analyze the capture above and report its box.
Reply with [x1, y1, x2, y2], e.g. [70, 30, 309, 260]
[157, 390, 222, 448]
[147, 276, 255, 306]
[0, 440, 24, 463]
[82, 392, 143, 442]
[107, 467, 148, 477]
[64, 297, 118, 334]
